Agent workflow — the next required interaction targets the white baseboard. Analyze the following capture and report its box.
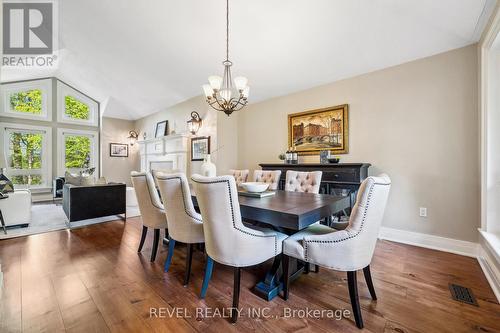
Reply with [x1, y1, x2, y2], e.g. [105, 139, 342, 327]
[378, 227, 479, 258]
[478, 230, 500, 302]
[477, 250, 500, 302]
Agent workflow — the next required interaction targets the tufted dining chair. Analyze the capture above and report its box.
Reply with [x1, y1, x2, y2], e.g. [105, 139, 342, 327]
[156, 172, 206, 286]
[229, 169, 249, 187]
[285, 170, 322, 194]
[131, 171, 169, 262]
[253, 170, 282, 190]
[191, 174, 288, 323]
[282, 174, 391, 329]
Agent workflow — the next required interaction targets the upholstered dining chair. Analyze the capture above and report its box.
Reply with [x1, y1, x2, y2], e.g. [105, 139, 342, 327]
[281, 174, 391, 329]
[285, 170, 322, 193]
[156, 172, 206, 286]
[131, 171, 168, 262]
[230, 169, 249, 187]
[191, 174, 287, 323]
[253, 170, 282, 190]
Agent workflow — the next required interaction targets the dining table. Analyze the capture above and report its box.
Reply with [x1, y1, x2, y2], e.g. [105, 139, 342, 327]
[191, 189, 350, 301]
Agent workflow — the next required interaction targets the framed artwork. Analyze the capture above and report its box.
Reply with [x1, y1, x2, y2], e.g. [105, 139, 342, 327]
[288, 104, 349, 155]
[155, 120, 169, 138]
[191, 136, 210, 161]
[109, 143, 129, 157]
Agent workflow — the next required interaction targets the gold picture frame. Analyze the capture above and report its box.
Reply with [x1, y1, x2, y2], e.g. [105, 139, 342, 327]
[288, 104, 349, 155]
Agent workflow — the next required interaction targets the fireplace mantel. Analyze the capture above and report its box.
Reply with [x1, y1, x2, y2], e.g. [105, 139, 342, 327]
[137, 134, 190, 174]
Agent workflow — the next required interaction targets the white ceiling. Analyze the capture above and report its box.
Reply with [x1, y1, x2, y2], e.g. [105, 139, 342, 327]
[1, 0, 495, 120]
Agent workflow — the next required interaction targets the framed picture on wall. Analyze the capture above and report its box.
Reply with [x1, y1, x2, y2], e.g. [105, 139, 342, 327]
[191, 136, 210, 161]
[288, 104, 349, 155]
[155, 120, 169, 137]
[109, 143, 129, 157]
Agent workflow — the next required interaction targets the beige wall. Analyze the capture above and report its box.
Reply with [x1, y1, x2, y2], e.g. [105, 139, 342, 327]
[237, 44, 479, 242]
[101, 117, 138, 186]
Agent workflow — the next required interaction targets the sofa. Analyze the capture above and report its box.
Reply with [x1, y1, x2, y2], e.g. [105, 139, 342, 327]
[0, 190, 31, 228]
[62, 183, 126, 222]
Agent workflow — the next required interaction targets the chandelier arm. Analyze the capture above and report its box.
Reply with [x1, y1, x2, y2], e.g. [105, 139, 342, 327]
[214, 96, 228, 111]
[208, 98, 224, 112]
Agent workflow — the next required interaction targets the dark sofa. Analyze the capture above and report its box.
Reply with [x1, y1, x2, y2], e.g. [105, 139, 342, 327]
[62, 183, 126, 222]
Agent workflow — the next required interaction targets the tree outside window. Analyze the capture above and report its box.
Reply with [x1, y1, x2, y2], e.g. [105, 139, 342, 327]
[65, 96, 90, 120]
[8, 132, 43, 185]
[10, 90, 42, 114]
[65, 135, 91, 169]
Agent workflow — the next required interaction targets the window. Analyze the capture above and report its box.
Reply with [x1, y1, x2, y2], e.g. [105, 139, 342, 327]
[0, 79, 52, 121]
[10, 89, 42, 115]
[57, 81, 98, 126]
[1, 123, 52, 189]
[65, 95, 90, 120]
[57, 128, 98, 175]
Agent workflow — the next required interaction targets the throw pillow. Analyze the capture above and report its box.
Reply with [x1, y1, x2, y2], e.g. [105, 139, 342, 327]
[80, 175, 95, 186]
[64, 171, 82, 186]
[0, 173, 14, 193]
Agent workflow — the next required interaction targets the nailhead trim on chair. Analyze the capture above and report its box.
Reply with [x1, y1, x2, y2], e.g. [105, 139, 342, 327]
[131, 173, 164, 210]
[303, 182, 390, 261]
[160, 176, 203, 223]
[192, 178, 279, 255]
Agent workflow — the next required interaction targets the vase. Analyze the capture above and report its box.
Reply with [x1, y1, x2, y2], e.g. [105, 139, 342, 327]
[201, 154, 216, 177]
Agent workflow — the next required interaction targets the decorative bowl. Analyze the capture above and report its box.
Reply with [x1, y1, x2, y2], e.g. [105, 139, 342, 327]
[241, 182, 270, 193]
[327, 157, 340, 163]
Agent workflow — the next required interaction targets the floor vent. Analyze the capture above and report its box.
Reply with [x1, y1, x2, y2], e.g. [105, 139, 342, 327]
[449, 284, 478, 306]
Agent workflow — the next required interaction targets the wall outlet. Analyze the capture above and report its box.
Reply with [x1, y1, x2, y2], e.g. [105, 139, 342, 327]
[419, 207, 427, 217]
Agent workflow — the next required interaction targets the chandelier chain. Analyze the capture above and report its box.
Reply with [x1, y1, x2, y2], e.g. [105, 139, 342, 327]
[226, 0, 229, 61]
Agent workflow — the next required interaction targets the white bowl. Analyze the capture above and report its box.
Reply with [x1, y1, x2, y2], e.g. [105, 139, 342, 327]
[241, 182, 269, 193]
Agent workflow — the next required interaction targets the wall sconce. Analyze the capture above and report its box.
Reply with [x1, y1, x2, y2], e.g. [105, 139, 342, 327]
[127, 130, 139, 145]
[187, 111, 202, 135]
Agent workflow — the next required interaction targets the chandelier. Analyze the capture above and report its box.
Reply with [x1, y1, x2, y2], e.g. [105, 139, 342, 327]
[202, 0, 249, 116]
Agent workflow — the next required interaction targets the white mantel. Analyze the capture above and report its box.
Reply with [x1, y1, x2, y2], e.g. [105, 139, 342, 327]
[137, 133, 189, 174]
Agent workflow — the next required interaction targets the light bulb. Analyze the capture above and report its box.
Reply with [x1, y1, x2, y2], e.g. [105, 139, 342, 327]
[234, 76, 248, 91]
[202, 84, 214, 98]
[220, 89, 232, 102]
[242, 86, 250, 98]
[208, 76, 222, 91]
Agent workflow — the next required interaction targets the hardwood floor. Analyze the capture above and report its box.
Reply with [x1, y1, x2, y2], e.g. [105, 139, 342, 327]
[1, 217, 499, 333]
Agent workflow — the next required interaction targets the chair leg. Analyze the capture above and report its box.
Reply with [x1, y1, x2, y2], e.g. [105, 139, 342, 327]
[200, 256, 214, 298]
[231, 267, 241, 323]
[150, 229, 160, 262]
[304, 262, 310, 274]
[165, 228, 169, 239]
[138, 226, 147, 252]
[184, 243, 194, 286]
[282, 254, 290, 300]
[314, 265, 319, 273]
[363, 265, 377, 300]
[347, 271, 363, 329]
[164, 237, 176, 272]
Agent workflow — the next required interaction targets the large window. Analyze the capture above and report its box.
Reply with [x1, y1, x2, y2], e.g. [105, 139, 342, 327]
[57, 81, 98, 126]
[0, 79, 52, 121]
[57, 129, 98, 175]
[1, 123, 52, 189]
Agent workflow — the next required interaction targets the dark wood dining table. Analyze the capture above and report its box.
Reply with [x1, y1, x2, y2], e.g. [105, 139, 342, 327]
[191, 190, 350, 301]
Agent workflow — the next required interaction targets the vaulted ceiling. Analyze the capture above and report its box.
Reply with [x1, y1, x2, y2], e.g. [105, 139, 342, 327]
[1, 0, 495, 120]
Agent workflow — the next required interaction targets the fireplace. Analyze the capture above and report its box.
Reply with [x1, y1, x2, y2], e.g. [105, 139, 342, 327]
[138, 134, 189, 175]
[150, 161, 174, 172]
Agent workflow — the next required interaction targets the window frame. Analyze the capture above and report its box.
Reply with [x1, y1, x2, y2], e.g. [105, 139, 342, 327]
[56, 81, 99, 126]
[0, 122, 53, 189]
[0, 79, 52, 121]
[57, 128, 99, 176]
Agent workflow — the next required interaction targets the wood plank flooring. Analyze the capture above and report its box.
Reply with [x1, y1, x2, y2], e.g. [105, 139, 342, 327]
[0, 217, 499, 333]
